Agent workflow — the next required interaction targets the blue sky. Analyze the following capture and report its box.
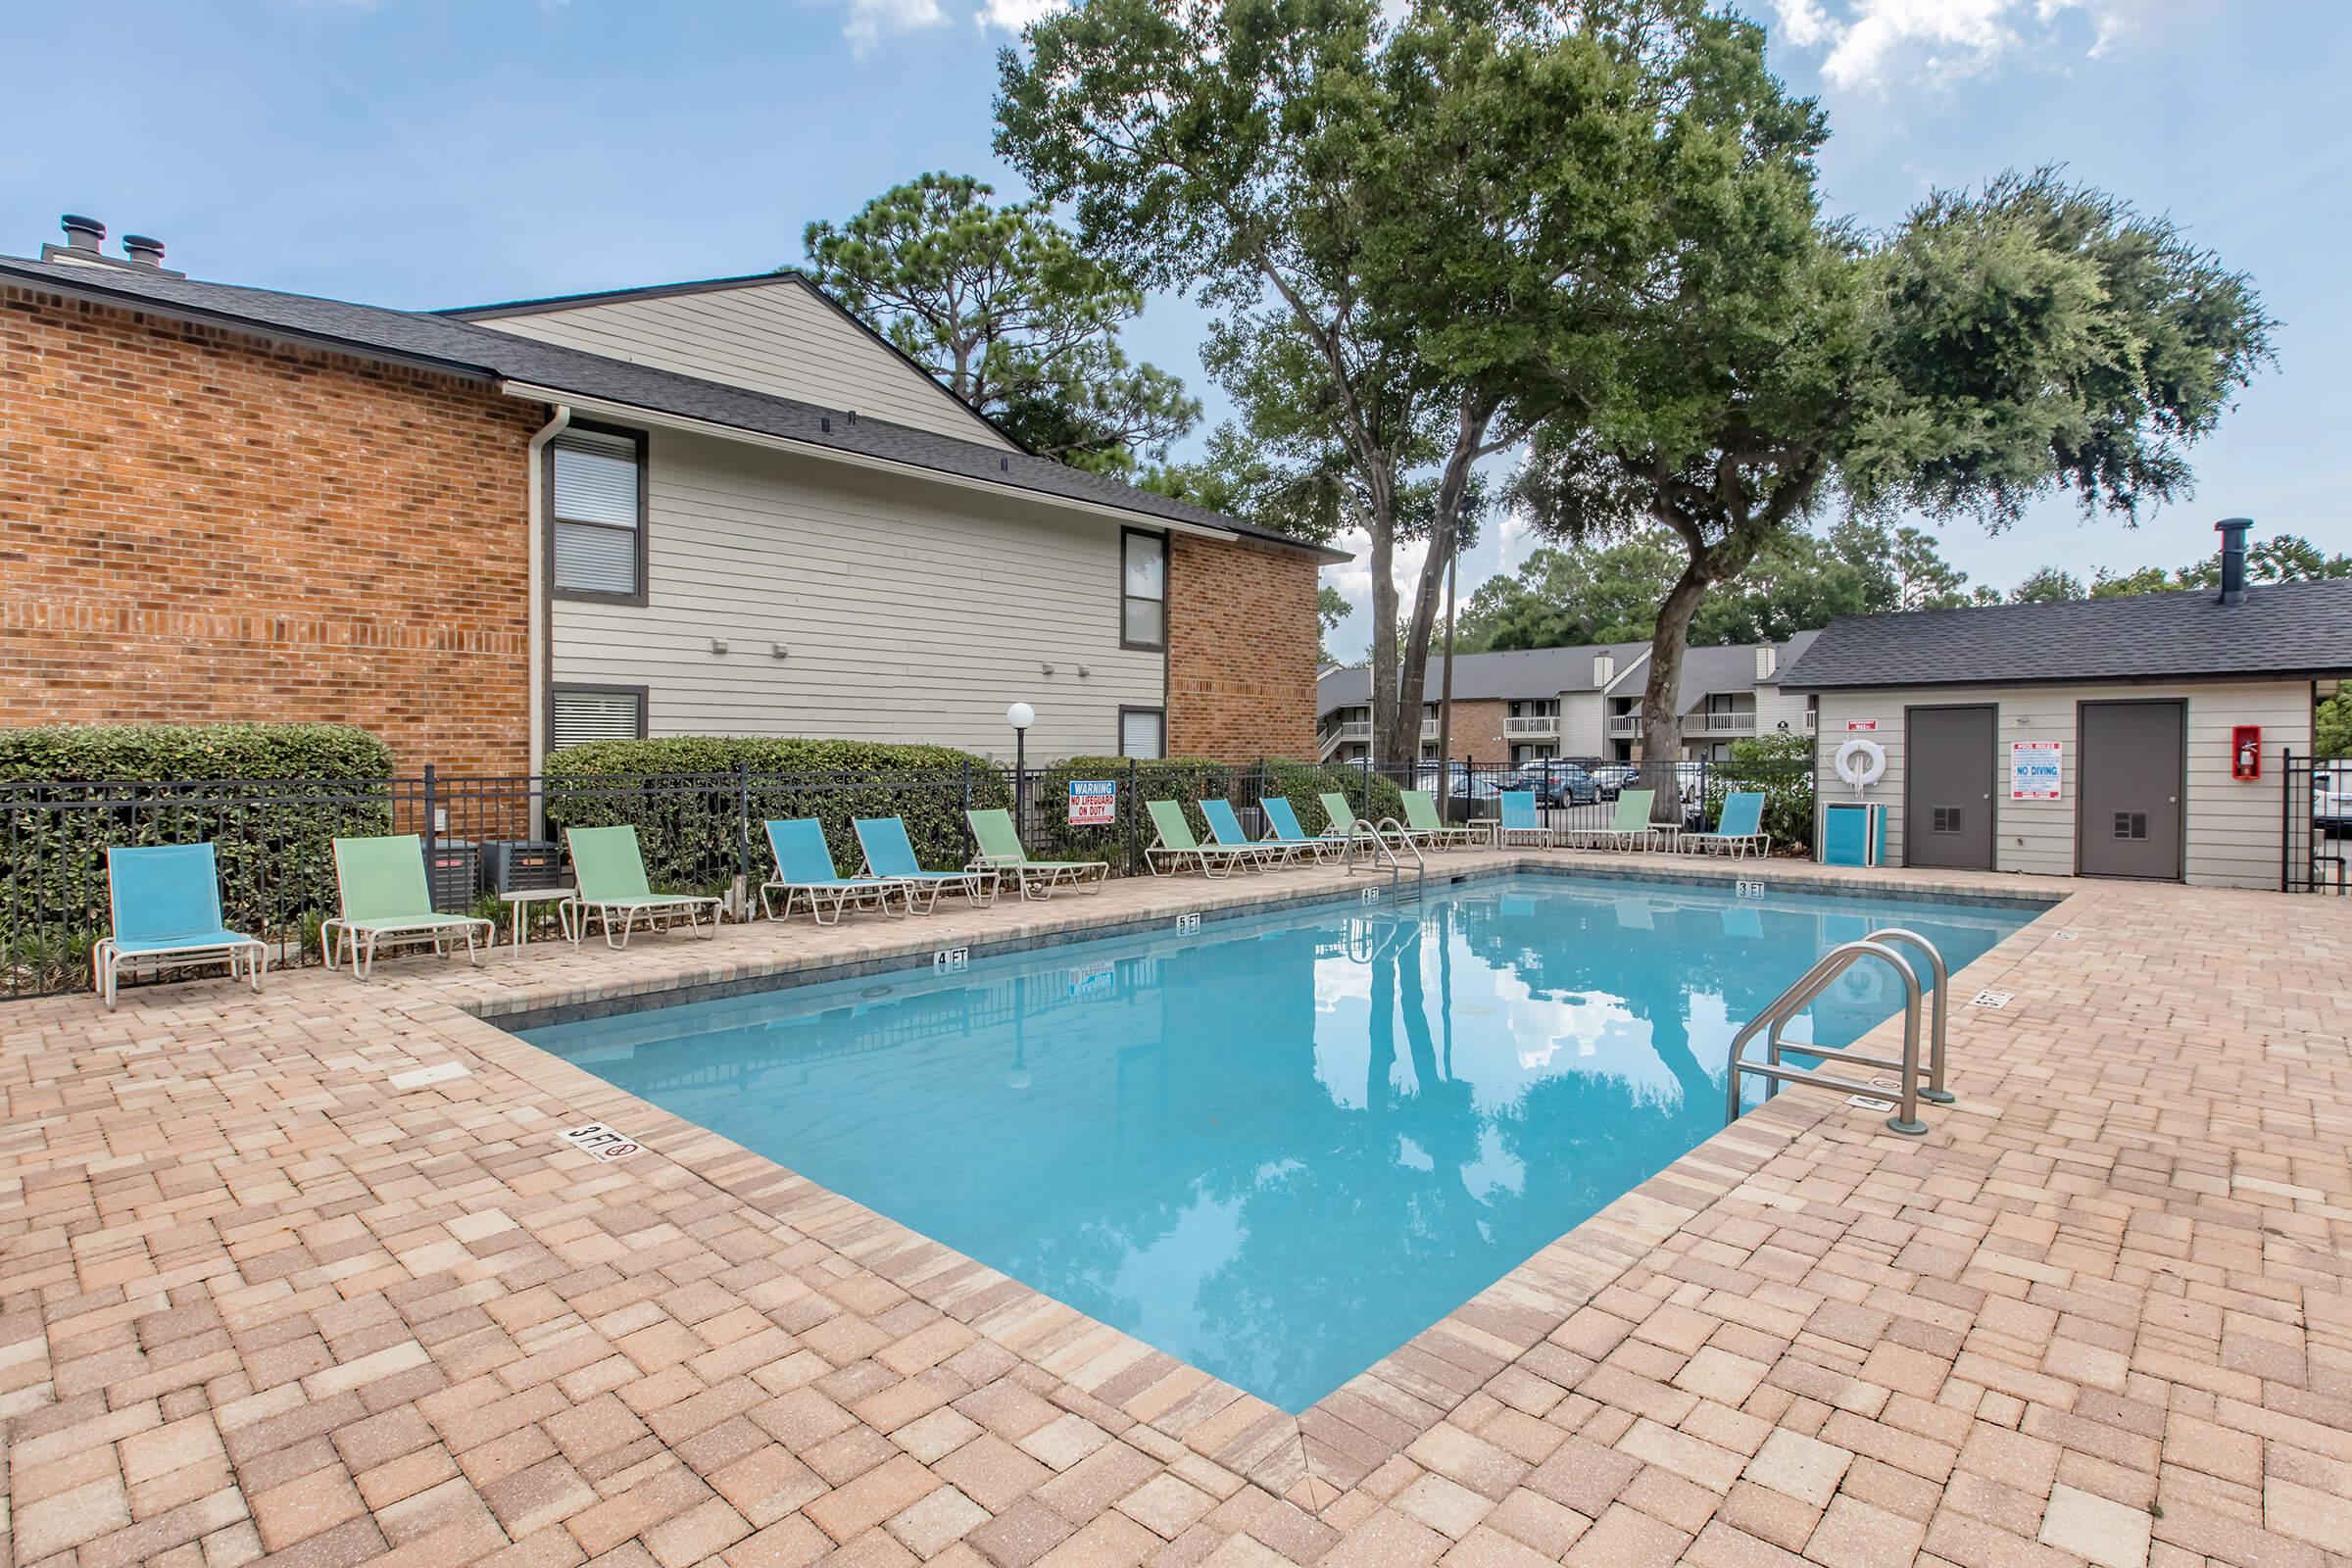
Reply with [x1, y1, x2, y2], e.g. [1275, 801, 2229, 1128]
[6, 0, 2344, 661]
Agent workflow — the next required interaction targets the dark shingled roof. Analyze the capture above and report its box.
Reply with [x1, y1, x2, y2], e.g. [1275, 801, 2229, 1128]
[1779, 579, 2352, 690]
[0, 253, 1346, 562]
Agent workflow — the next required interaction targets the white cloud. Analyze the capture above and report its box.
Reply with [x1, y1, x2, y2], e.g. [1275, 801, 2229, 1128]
[1773, 0, 2200, 92]
[842, 0, 947, 54]
[972, 0, 1065, 32]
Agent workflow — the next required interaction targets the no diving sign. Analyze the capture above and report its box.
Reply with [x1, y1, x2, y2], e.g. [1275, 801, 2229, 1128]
[560, 1122, 645, 1162]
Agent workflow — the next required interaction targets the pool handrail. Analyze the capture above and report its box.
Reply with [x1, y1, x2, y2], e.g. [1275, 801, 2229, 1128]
[1726, 927, 1948, 1136]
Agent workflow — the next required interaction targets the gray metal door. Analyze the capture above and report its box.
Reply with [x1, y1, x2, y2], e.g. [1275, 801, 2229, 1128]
[2078, 701, 2184, 880]
[1904, 706, 1996, 870]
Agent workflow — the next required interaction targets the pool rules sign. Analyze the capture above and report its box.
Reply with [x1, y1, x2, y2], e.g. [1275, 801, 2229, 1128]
[2011, 741, 2063, 801]
[1068, 779, 1116, 825]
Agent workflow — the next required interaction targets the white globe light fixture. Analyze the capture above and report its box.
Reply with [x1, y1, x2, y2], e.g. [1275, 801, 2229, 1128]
[1006, 702, 1035, 732]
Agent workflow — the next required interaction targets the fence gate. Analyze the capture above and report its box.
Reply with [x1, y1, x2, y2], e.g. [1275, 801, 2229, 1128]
[2282, 753, 2348, 894]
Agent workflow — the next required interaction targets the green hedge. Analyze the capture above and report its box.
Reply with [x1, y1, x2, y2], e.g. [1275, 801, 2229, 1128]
[0, 724, 394, 993]
[543, 737, 1012, 889]
[1700, 734, 1816, 854]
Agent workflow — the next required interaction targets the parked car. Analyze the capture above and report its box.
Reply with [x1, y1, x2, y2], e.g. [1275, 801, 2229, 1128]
[1504, 763, 1599, 808]
[2318, 763, 2352, 837]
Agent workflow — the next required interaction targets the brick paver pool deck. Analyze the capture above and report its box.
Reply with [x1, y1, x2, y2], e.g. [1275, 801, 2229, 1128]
[1, 852, 2345, 1568]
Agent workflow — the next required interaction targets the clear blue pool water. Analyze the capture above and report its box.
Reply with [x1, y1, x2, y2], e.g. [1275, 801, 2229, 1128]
[520, 874, 2034, 1411]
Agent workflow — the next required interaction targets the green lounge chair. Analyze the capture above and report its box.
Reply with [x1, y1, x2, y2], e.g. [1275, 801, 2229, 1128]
[564, 824, 721, 948]
[855, 817, 998, 913]
[1316, 792, 1382, 853]
[1144, 800, 1259, 878]
[1399, 789, 1487, 852]
[1259, 798, 1345, 864]
[762, 818, 906, 925]
[1200, 799, 1291, 867]
[323, 834, 495, 978]
[965, 808, 1107, 900]
[1564, 788, 1659, 851]
[95, 843, 267, 1008]
[1681, 791, 1770, 858]
[1497, 790, 1552, 849]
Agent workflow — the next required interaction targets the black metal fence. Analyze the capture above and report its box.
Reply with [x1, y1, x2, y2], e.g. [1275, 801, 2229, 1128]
[0, 752, 1815, 1000]
[2282, 752, 2349, 894]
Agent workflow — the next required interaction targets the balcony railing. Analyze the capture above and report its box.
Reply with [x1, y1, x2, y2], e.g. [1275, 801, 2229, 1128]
[1609, 713, 1642, 738]
[1503, 715, 1559, 737]
[1325, 719, 1373, 742]
[1421, 717, 1442, 739]
[1690, 710, 1759, 735]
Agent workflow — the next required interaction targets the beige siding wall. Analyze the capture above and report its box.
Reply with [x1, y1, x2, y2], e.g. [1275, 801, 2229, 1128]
[1754, 684, 1813, 743]
[1811, 681, 2312, 889]
[479, 280, 1016, 448]
[1556, 690, 1607, 756]
[551, 427, 1162, 760]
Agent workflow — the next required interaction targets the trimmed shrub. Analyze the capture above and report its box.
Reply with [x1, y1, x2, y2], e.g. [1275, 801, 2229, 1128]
[1701, 733, 1816, 854]
[543, 737, 1012, 888]
[0, 723, 395, 993]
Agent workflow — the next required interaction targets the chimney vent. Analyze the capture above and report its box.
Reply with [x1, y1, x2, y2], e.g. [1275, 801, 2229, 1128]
[1755, 645, 1777, 680]
[2215, 517, 2251, 606]
[59, 214, 105, 253]
[1593, 653, 1614, 686]
[122, 234, 166, 268]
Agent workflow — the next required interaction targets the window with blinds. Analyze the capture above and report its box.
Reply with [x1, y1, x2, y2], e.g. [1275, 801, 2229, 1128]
[1121, 530, 1166, 650]
[551, 427, 645, 598]
[1119, 708, 1165, 760]
[550, 687, 646, 751]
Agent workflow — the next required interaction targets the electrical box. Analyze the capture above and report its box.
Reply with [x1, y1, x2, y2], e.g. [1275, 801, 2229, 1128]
[2231, 725, 2261, 780]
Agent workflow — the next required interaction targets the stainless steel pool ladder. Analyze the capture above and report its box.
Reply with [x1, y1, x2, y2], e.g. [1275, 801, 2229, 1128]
[1347, 816, 1426, 900]
[1725, 928, 1952, 1137]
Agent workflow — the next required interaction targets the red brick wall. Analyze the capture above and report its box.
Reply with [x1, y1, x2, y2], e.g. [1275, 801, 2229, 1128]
[1433, 700, 1508, 764]
[0, 287, 539, 774]
[1166, 533, 1319, 762]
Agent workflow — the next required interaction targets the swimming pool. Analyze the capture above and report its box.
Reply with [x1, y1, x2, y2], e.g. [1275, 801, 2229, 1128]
[520, 873, 2034, 1411]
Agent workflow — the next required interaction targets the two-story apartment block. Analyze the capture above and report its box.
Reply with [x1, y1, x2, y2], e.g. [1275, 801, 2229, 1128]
[1, 217, 1342, 773]
[1317, 632, 1819, 764]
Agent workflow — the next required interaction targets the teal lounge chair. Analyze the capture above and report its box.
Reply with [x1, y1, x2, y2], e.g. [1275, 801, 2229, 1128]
[1681, 791, 1770, 858]
[1144, 800, 1259, 878]
[1200, 798, 1291, 867]
[855, 817, 998, 913]
[564, 824, 722, 948]
[762, 818, 906, 925]
[1564, 788, 1659, 851]
[1259, 798, 1344, 864]
[323, 835, 496, 978]
[1400, 789, 1487, 852]
[95, 843, 268, 1008]
[1497, 790, 1552, 849]
[965, 808, 1107, 900]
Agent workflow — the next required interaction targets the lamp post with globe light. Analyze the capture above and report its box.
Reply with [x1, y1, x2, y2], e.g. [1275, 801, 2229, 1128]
[1006, 703, 1034, 835]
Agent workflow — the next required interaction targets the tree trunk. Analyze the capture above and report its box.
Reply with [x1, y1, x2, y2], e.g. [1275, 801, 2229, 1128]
[1642, 554, 1712, 824]
[1384, 401, 1496, 772]
[1367, 505, 1402, 770]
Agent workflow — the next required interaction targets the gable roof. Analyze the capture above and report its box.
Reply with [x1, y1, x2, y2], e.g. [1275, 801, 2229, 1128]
[438, 269, 1026, 453]
[1317, 642, 1654, 713]
[1780, 580, 2352, 690]
[0, 253, 1345, 562]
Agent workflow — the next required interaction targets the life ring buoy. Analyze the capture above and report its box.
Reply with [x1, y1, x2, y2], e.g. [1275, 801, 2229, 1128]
[1835, 738, 1886, 791]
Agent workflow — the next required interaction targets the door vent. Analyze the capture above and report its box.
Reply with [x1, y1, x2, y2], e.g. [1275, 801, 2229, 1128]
[2113, 811, 2148, 841]
[1931, 807, 1963, 835]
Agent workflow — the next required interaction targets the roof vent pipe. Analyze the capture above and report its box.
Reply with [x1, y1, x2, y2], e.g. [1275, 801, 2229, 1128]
[2215, 517, 2251, 606]
[122, 234, 166, 268]
[60, 214, 104, 252]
